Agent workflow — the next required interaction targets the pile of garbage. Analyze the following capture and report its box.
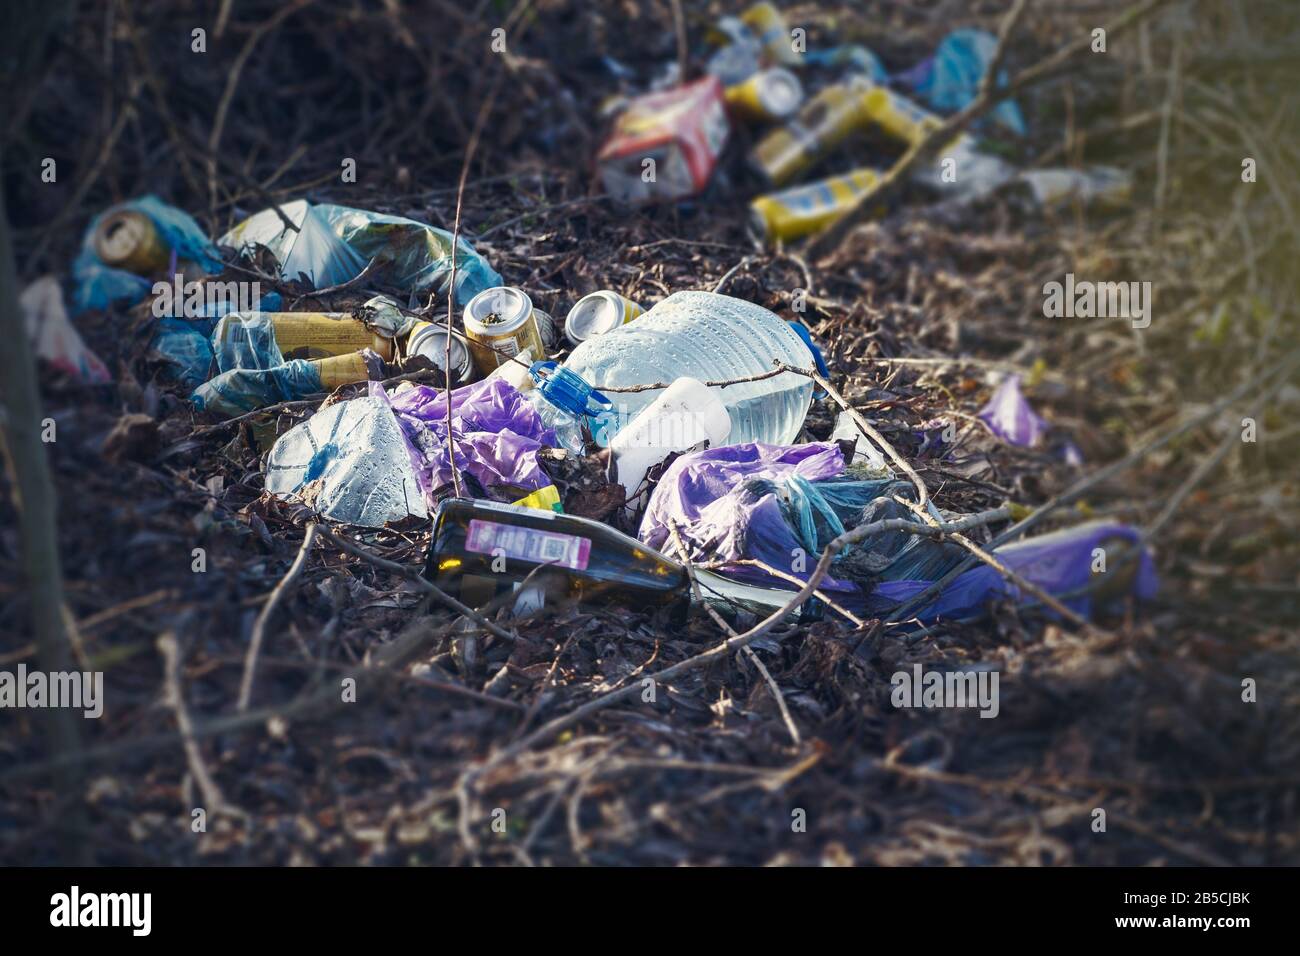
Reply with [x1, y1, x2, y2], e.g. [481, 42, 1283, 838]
[18, 8, 1158, 630]
[594, 1, 1133, 239]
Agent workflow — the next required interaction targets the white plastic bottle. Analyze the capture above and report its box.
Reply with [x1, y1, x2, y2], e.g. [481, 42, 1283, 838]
[562, 291, 815, 446]
[610, 377, 731, 504]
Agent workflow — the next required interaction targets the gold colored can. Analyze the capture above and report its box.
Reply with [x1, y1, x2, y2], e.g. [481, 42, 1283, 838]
[859, 85, 945, 147]
[310, 351, 382, 390]
[216, 312, 395, 362]
[463, 286, 546, 375]
[750, 79, 871, 186]
[93, 209, 170, 275]
[724, 68, 804, 123]
[749, 168, 883, 244]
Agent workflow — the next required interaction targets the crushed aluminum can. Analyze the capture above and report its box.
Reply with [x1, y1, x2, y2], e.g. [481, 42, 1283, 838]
[564, 291, 645, 345]
[406, 320, 477, 387]
[597, 76, 730, 205]
[463, 286, 546, 375]
[725, 68, 804, 123]
[749, 167, 884, 243]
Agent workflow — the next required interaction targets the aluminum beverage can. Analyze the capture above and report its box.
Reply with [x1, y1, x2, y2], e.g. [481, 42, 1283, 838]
[217, 312, 396, 362]
[725, 68, 804, 122]
[533, 309, 562, 354]
[406, 320, 477, 387]
[463, 286, 546, 375]
[564, 291, 645, 345]
[740, 2, 799, 65]
[749, 167, 883, 243]
[750, 78, 871, 186]
[310, 350, 384, 390]
[93, 209, 170, 275]
[859, 85, 945, 147]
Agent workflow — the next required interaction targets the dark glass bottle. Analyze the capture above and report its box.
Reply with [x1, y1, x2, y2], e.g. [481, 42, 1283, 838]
[426, 498, 690, 610]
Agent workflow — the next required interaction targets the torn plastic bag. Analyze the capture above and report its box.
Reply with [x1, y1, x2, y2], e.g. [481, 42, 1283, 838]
[898, 29, 1026, 135]
[264, 394, 427, 526]
[217, 200, 501, 305]
[73, 195, 222, 313]
[382, 376, 558, 503]
[20, 277, 112, 384]
[979, 375, 1048, 447]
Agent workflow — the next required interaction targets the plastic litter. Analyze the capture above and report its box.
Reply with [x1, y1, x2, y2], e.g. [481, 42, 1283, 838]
[979, 375, 1049, 447]
[20, 277, 112, 384]
[191, 349, 385, 419]
[152, 319, 215, 391]
[384, 376, 558, 503]
[641, 441, 1156, 621]
[73, 195, 222, 313]
[610, 376, 731, 507]
[264, 394, 427, 526]
[563, 290, 816, 447]
[899, 28, 1026, 135]
[527, 361, 614, 456]
[217, 200, 501, 304]
[212, 308, 403, 374]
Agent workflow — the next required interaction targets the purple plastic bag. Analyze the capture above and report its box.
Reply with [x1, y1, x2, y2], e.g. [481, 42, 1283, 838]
[871, 520, 1158, 620]
[979, 375, 1049, 447]
[378, 377, 558, 499]
[642, 441, 1156, 622]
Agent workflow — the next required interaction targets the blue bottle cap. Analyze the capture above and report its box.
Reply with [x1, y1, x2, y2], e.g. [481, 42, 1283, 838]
[529, 361, 614, 418]
[786, 319, 830, 399]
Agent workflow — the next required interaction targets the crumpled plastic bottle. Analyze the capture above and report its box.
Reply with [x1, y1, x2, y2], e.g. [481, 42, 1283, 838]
[526, 361, 614, 456]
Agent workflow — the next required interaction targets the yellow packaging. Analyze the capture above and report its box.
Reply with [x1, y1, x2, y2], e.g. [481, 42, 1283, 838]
[749, 168, 883, 243]
[512, 485, 563, 513]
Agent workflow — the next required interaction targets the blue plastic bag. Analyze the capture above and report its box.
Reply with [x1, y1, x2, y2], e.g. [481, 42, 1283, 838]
[902, 29, 1026, 135]
[190, 360, 324, 418]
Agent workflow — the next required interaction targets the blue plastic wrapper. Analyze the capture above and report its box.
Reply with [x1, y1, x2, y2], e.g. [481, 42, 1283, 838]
[898, 29, 1026, 135]
[641, 442, 1156, 622]
[190, 359, 323, 418]
[72, 195, 222, 313]
[152, 319, 216, 391]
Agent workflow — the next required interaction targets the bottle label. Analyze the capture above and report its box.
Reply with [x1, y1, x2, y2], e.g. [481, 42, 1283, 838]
[466, 519, 591, 571]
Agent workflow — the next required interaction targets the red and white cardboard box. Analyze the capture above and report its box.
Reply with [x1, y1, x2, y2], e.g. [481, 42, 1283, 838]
[597, 76, 730, 205]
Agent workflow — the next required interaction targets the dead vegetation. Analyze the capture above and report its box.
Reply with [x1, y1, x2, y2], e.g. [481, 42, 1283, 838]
[1, 0, 1297, 865]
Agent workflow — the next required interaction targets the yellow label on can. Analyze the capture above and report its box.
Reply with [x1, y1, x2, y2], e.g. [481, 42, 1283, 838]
[231, 313, 395, 362]
[465, 312, 546, 376]
[751, 168, 882, 243]
[751, 83, 867, 185]
[311, 352, 373, 390]
[860, 87, 943, 147]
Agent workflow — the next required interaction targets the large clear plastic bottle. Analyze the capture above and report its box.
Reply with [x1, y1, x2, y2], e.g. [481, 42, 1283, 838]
[562, 291, 815, 446]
